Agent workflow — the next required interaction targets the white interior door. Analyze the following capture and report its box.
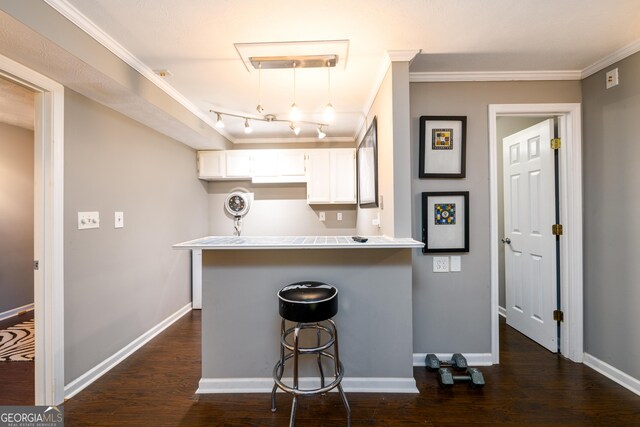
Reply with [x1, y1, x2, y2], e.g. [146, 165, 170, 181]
[503, 119, 557, 352]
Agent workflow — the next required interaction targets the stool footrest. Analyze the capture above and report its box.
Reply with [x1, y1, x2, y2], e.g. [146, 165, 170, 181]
[273, 355, 345, 396]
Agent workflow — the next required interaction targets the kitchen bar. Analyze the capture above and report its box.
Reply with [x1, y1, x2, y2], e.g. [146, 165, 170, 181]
[174, 235, 423, 394]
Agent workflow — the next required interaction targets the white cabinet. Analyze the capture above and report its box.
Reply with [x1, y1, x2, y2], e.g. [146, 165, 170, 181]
[251, 149, 307, 183]
[307, 148, 356, 204]
[198, 151, 225, 179]
[225, 150, 252, 178]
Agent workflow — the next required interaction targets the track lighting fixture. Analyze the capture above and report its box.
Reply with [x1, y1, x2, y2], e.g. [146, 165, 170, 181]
[290, 122, 301, 135]
[215, 112, 225, 129]
[317, 126, 326, 140]
[211, 110, 328, 139]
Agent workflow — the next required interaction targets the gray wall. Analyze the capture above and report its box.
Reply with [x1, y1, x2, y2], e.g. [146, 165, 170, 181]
[582, 51, 640, 380]
[64, 89, 208, 384]
[410, 80, 581, 354]
[0, 122, 34, 314]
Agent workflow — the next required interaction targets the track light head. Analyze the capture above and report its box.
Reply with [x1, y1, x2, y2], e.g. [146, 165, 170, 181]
[317, 126, 326, 140]
[215, 112, 225, 129]
[244, 118, 253, 134]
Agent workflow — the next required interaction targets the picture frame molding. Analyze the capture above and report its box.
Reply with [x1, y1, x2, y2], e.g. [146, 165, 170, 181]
[419, 115, 467, 178]
[422, 191, 470, 253]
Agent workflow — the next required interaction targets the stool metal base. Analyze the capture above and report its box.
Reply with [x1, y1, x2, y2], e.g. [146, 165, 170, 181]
[271, 319, 351, 427]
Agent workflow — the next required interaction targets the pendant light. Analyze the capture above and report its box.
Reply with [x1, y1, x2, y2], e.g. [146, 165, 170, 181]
[289, 62, 301, 122]
[256, 62, 264, 114]
[323, 61, 335, 123]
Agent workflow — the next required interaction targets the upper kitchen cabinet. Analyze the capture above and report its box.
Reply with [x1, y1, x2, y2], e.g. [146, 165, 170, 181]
[252, 149, 307, 183]
[306, 148, 356, 204]
[197, 151, 226, 179]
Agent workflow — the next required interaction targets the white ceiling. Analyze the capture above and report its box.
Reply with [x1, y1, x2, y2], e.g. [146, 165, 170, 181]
[57, 0, 640, 142]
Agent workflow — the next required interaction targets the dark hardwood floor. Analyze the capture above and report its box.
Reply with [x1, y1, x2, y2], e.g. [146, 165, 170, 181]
[0, 311, 34, 405]
[3, 309, 639, 425]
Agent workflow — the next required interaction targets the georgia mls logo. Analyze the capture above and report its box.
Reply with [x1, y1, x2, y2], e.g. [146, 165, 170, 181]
[0, 405, 64, 427]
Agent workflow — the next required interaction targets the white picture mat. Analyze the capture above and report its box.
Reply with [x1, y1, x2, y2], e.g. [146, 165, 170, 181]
[424, 120, 463, 174]
[358, 146, 375, 204]
[426, 195, 466, 249]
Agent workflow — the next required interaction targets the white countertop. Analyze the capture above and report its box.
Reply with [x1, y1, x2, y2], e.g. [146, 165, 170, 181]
[174, 235, 424, 250]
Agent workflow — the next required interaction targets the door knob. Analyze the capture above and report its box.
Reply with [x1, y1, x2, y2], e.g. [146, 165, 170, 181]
[501, 237, 511, 244]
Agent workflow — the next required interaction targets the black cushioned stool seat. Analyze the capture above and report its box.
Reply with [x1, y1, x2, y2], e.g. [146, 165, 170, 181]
[271, 281, 350, 427]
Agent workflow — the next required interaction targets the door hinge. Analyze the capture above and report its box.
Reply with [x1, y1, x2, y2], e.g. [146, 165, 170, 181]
[551, 138, 561, 150]
[552, 224, 563, 236]
[553, 310, 564, 322]
[34, 260, 39, 270]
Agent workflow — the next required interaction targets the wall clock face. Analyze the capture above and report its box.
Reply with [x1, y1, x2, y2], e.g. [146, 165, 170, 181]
[225, 191, 250, 217]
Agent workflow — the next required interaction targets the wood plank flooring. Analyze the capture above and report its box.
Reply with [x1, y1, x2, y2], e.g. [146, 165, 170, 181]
[2, 310, 639, 425]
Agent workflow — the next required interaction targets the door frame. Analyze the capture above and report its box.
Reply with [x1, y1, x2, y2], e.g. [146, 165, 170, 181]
[0, 54, 65, 405]
[489, 103, 583, 364]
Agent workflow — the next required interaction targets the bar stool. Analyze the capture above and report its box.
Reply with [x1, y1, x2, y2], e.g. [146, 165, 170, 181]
[271, 281, 351, 427]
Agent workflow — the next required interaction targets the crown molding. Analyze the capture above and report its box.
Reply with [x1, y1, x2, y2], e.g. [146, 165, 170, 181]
[410, 70, 581, 83]
[42, 0, 220, 133]
[387, 49, 421, 63]
[581, 38, 640, 79]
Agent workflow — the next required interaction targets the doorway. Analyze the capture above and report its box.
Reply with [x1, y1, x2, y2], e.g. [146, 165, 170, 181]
[489, 103, 583, 364]
[0, 75, 35, 403]
[0, 54, 65, 405]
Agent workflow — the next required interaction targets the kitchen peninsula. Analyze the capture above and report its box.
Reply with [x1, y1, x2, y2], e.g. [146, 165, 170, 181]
[174, 235, 423, 394]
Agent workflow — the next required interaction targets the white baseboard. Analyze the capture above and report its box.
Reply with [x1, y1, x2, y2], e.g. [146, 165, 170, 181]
[499, 306, 507, 318]
[197, 376, 418, 394]
[64, 303, 192, 399]
[413, 352, 493, 367]
[0, 303, 34, 322]
[583, 353, 640, 397]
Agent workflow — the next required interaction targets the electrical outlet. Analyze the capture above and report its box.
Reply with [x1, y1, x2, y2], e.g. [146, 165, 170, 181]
[606, 68, 619, 89]
[433, 256, 449, 273]
[319, 211, 326, 222]
[337, 212, 343, 221]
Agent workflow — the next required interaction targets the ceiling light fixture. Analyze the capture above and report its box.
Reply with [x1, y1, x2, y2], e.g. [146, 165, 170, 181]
[323, 61, 335, 123]
[317, 126, 326, 140]
[211, 110, 328, 138]
[256, 62, 264, 114]
[215, 112, 225, 129]
[289, 122, 301, 135]
[289, 62, 301, 122]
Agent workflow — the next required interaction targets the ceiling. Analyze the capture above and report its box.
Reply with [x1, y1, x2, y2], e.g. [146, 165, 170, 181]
[0, 75, 34, 130]
[53, 0, 640, 142]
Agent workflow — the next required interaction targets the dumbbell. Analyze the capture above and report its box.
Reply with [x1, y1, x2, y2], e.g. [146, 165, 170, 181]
[425, 353, 468, 371]
[437, 367, 485, 388]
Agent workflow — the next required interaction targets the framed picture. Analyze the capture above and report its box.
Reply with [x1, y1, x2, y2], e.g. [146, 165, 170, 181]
[422, 191, 469, 253]
[357, 116, 378, 208]
[419, 116, 466, 178]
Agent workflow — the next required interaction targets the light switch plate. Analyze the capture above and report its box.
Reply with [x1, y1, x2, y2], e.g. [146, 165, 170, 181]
[78, 211, 99, 230]
[114, 211, 124, 228]
[450, 256, 461, 272]
[433, 256, 449, 273]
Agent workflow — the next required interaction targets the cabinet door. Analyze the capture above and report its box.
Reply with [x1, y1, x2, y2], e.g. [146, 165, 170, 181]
[252, 150, 279, 177]
[198, 151, 225, 179]
[331, 149, 356, 203]
[278, 149, 306, 176]
[306, 150, 331, 203]
[225, 151, 252, 178]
